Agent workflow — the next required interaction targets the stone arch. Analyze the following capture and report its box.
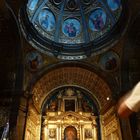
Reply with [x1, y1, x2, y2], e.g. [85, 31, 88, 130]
[29, 61, 118, 114]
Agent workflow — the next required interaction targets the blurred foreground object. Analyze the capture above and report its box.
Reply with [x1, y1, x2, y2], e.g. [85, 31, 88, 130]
[117, 82, 140, 118]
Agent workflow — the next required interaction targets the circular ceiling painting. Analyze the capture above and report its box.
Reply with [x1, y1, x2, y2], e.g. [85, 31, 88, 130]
[20, 0, 128, 59]
[62, 18, 81, 37]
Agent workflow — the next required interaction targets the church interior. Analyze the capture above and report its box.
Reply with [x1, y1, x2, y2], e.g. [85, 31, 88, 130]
[0, 0, 140, 140]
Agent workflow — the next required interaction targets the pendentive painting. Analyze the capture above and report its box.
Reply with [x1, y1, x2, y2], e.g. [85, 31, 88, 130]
[62, 18, 81, 37]
[38, 9, 56, 32]
[26, 51, 43, 72]
[89, 8, 106, 31]
[99, 51, 119, 72]
[107, 0, 121, 11]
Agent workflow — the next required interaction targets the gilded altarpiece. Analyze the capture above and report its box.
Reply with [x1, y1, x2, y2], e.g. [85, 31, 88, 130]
[41, 87, 100, 140]
[42, 111, 97, 140]
[24, 87, 120, 140]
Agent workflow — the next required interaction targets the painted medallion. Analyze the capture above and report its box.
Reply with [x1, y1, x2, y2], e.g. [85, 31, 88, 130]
[62, 18, 81, 37]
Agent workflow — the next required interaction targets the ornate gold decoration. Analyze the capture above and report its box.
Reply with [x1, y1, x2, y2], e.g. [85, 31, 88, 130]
[42, 111, 97, 140]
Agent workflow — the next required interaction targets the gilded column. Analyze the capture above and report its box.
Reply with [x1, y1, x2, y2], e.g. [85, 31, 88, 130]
[77, 93, 82, 112]
[58, 124, 61, 140]
[93, 126, 97, 140]
[80, 125, 82, 140]
[42, 120, 48, 140]
[99, 115, 104, 140]
[58, 94, 62, 112]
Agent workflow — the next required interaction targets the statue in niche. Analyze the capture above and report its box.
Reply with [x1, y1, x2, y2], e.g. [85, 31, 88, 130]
[64, 126, 77, 140]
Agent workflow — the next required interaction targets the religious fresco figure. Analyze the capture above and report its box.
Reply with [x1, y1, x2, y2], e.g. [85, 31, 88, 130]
[64, 126, 77, 140]
[105, 56, 117, 70]
[99, 51, 119, 72]
[26, 51, 43, 72]
[90, 12, 104, 30]
[40, 14, 49, 29]
[64, 22, 77, 37]
[82, 99, 92, 112]
[38, 9, 56, 32]
[49, 100, 58, 111]
[62, 18, 81, 37]
[89, 9, 106, 31]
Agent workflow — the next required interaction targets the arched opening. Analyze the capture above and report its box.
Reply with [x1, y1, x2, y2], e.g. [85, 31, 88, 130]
[41, 86, 100, 140]
[22, 62, 122, 140]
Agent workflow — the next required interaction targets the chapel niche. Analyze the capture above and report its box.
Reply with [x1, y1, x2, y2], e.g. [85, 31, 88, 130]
[41, 86, 100, 140]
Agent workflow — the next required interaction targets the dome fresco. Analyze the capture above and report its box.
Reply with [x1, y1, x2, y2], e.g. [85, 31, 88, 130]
[62, 18, 81, 38]
[38, 9, 56, 32]
[20, 0, 126, 59]
[88, 8, 107, 31]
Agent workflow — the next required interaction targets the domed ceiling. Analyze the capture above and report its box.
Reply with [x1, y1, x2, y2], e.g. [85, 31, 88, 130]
[20, 0, 127, 59]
